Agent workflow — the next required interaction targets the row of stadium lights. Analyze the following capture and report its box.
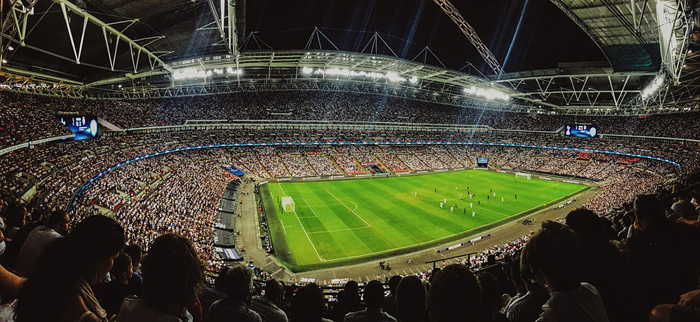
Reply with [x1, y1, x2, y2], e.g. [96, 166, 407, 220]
[172, 67, 244, 80]
[301, 67, 419, 84]
[640, 76, 664, 100]
[301, 67, 510, 102]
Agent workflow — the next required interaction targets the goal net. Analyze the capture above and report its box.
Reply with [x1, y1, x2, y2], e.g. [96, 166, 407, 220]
[281, 196, 295, 212]
[515, 172, 532, 180]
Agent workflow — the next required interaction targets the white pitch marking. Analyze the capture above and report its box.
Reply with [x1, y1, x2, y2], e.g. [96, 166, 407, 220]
[326, 190, 371, 228]
[308, 227, 369, 234]
[280, 220, 287, 235]
[302, 198, 319, 217]
[278, 183, 323, 261]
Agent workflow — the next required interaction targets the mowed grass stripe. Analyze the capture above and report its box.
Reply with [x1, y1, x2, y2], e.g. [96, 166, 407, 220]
[264, 170, 587, 268]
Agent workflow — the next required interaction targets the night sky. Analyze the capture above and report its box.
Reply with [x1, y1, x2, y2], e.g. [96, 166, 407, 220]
[246, 0, 607, 74]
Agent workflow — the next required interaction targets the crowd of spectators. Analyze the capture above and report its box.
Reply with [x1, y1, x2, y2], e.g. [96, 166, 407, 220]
[1, 193, 696, 321]
[0, 135, 697, 321]
[5, 90, 700, 152]
[71, 150, 231, 273]
[0, 128, 694, 229]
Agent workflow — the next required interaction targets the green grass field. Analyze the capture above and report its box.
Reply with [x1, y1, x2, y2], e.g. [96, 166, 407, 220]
[260, 170, 587, 271]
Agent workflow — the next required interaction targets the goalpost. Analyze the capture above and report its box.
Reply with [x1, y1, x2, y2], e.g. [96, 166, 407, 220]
[281, 196, 295, 212]
[515, 172, 532, 180]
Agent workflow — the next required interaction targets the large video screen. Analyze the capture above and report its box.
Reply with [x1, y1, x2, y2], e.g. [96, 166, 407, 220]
[564, 124, 598, 138]
[59, 115, 99, 140]
[477, 157, 488, 164]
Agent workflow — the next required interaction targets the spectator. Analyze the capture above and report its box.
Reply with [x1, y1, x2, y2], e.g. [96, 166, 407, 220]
[98, 252, 134, 316]
[381, 275, 401, 319]
[0, 263, 24, 297]
[204, 264, 261, 322]
[521, 221, 609, 322]
[504, 260, 549, 322]
[671, 192, 697, 220]
[200, 267, 229, 314]
[649, 289, 700, 322]
[15, 215, 125, 322]
[625, 195, 700, 320]
[15, 209, 70, 277]
[118, 233, 206, 322]
[565, 208, 629, 322]
[331, 281, 364, 322]
[396, 276, 427, 322]
[123, 244, 144, 296]
[250, 278, 288, 322]
[2, 202, 26, 241]
[290, 283, 332, 322]
[427, 264, 481, 322]
[2, 202, 28, 268]
[344, 280, 396, 322]
[478, 272, 508, 322]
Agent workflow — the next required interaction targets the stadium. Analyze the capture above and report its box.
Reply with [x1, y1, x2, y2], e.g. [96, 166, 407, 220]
[0, 0, 699, 321]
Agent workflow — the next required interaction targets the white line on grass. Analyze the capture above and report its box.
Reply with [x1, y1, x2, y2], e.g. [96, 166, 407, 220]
[290, 208, 324, 262]
[278, 183, 324, 261]
[280, 220, 287, 235]
[307, 227, 370, 234]
[302, 198, 319, 217]
[326, 190, 372, 228]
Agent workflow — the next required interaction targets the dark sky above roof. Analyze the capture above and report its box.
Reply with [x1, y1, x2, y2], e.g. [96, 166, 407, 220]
[246, 0, 607, 73]
[8, 0, 608, 81]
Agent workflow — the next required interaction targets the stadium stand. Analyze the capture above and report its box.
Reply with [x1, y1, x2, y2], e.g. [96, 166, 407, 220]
[1, 91, 699, 322]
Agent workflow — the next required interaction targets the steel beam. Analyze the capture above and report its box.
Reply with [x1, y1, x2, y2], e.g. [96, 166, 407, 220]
[53, 0, 170, 72]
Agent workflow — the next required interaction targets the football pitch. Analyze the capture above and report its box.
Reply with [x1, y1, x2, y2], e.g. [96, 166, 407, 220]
[260, 170, 587, 271]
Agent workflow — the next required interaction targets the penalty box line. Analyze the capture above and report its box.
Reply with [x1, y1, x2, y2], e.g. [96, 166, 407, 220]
[278, 182, 324, 262]
[325, 189, 372, 228]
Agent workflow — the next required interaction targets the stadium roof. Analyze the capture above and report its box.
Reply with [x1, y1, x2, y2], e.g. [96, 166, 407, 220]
[1, 0, 697, 114]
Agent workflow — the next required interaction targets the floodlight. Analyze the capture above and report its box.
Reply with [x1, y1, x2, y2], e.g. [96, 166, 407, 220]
[301, 67, 313, 74]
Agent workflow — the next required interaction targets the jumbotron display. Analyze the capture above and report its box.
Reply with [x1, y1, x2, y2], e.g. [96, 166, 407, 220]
[59, 115, 99, 140]
[564, 124, 598, 138]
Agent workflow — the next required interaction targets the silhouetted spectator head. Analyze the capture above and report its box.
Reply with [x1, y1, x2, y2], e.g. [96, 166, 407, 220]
[388, 275, 401, 295]
[428, 267, 440, 283]
[225, 264, 254, 303]
[363, 280, 384, 309]
[15, 215, 124, 322]
[110, 252, 133, 283]
[123, 244, 143, 268]
[478, 272, 502, 317]
[290, 283, 325, 322]
[264, 279, 284, 305]
[427, 264, 481, 322]
[142, 233, 205, 312]
[71, 215, 126, 284]
[396, 276, 426, 322]
[4, 202, 26, 230]
[521, 221, 583, 291]
[214, 266, 230, 288]
[566, 208, 602, 241]
[47, 209, 70, 236]
[345, 280, 360, 301]
[633, 194, 666, 230]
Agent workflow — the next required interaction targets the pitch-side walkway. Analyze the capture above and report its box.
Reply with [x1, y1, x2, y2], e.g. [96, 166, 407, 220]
[236, 179, 600, 283]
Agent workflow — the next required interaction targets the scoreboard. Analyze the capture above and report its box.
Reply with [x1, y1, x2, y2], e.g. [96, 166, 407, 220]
[59, 115, 99, 140]
[477, 156, 488, 167]
[564, 124, 598, 138]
